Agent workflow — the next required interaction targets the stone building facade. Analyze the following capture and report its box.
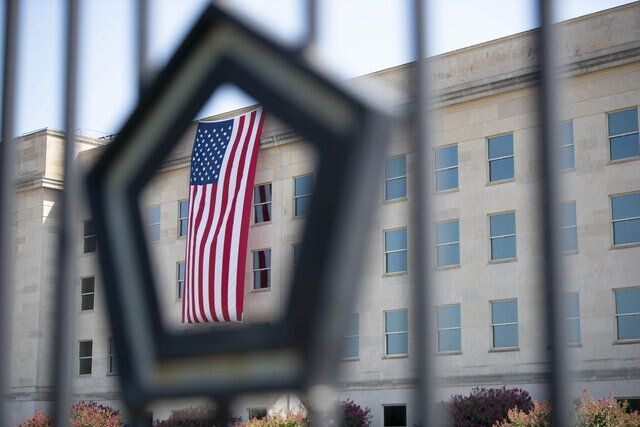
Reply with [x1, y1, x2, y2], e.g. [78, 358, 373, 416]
[6, 3, 640, 425]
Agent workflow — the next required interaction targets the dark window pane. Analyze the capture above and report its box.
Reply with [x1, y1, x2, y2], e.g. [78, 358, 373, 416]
[493, 324, 519, 348]
[346, 313, 359, 336]
[294, 175, 313, 196]
[489, 157, 514, 181]
[491, 236, 516, 259]
[147, 206, 160, 224]
[560, 227, 578, 252]
[295, 195, 311, 217]
[253, 250, 271, 269]
[79, 341, 92, 357]
[488, 134, 513, 158]
[254, 203, 271, 223]
[385, 155, 406, 179]
[437, 305, 460, 328]
[612, 193, 640, 220]
[559, 121, 573, 147]
[436, 221, 459, 244]
[564, 318, 581, 344]
[342, 336, 359, 359]
[79, 358, 92, 375]
[437, 244, 459, 266]
[559, 145, 575, 169]
[81, 277, 94, 293]
[617, 315, 640, 340]
[435, 145, 457, 169]
[253, 269, 270, 289]
[615, 288, 640, 315]
[293, 243, 302, 266]
[386, 177, 406, 200]
[490, 213, 516, 236]
[608, 108, 638, 136]
[563, 293, 580, 318]
[385, 229, 407, 251]
[179, 200, 189, 218]
[610, 134, 640, 160]
[560, 203, 576, 228]
[83, 236, 96, 254]
[83, 220, 95, 237]
[385, 311, 407, 332]
[253, 184, 272, 204]
[386, 252, 407, 273]
[492, 300, 518, 324]
[613, 219, 640, 245]
[149, 224, 160, 242]
[177, 263, 185, 280]
[179, 219, 188, 237]
[436, 168, 458, 191]
[386, 333, 408, 355]
[438, 329, 461, 352]
[384, 405, 407, 427]
[81, 294, 94, 311]
[248, 408, 268, 420]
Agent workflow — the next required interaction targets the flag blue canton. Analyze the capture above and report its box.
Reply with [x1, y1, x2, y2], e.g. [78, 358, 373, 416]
[190, 119, 234, 185]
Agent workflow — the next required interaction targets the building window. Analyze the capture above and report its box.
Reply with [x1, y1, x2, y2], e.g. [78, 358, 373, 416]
[615, 287, 640, 341]
[252, 249, 271, 290]
[435, 145, 458, 191]
[147, 205, 161, 242]
[292, 243, 302, 282]
[294, 175, 313, 217]
[385, 154, 407, 200]
[253, 183, 272, 223]
[560, 202, 578, 252]
[384, 228, 407, 274]
[384, 310, 408, 356]
[80, 277, 95, 311]
[489, 212, 516, 260]
[178, 200, 188, 237]
[437, 304, 461, 352]
[83, 220, 96, 253]
[608, 108, 639, 161]
[563, 293, 581, 345]
[176, 262, 185, 300]
[611, 192, 640, 246]
[487, 134, 514, 182]
[342, 313, 359, 359]
[248, 408, 268, 420]
[491, 299, 518, 349]
[78, 340, 93, 375]
[108, 337, 118, 374]
[558, 121, 575, 169]
[436, 220, 460, 267]
[383, 405, 407, 427]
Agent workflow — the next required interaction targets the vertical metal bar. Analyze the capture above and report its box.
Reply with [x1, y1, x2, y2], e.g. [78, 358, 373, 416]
[136, 0, 149, 95]
[304, 0, 317, 51]
[411, 0, 436, 425]
[535, 0, 570, 425]
[0, 1, 19, 425]
[52, 0, 79, 425]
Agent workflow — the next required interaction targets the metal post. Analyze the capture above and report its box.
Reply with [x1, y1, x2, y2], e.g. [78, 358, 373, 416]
[535, 0, 571, 425]
[0, 1, 19, 425]
[411, 0, 436, 425]
[304, 0, 317, 51]
[52, 0, 80, 425]
[136, 0, 150, 95]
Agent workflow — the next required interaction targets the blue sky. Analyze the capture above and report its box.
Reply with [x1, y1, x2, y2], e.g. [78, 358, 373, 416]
[5, 0, 635, 137]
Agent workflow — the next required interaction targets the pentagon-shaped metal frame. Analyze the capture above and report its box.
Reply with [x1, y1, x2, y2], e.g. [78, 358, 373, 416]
[87, 3, 391, 408]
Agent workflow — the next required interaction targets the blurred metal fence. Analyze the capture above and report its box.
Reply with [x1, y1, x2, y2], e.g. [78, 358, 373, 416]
[0, 0, 569, 425]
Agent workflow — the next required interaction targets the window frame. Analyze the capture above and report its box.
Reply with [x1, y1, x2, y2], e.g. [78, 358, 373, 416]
[384, 309, 409, 357]
[147, 204, 161, 242]
[613, 286, 640, 343]
[434, 144, 459, 193]
[252, 182, 273, 225]
[176, 261, 185, 300]
[488, 211, 517, 262]
[558, 120, 575, 170]
[436, 304, 462, 353]
[342, 313, 360, 360]
[384, 227, 408, 275]
[490, 299, 519, 350]
[78, 339, 93, 376]
[486, 133, 515, 184]
[177, 199, 189, 238]
[293, 174, 314, 218]
[384, 154, 407, 201]
[563, 292, 581, 346]
[382, 404, 407, 427]
[107, 337, 119, 375]
[83, 219, 96, 254]
[610, 191, 640, 248]
[560, 201, 578, 253]
[607, 107, 640, 162]
[251, 248, 272, 291]
[80, 276, 95, 312]
[435, 219, 460, 268]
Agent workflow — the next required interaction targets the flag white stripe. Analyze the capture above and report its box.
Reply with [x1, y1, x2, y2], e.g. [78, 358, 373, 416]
[190, 184, 205, 323]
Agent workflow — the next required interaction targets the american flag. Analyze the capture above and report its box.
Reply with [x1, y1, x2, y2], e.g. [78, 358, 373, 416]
[182, 108, 265, 323]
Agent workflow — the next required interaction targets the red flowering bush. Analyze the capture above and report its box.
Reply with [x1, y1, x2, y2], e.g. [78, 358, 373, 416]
[16, 402, 121, 427]
[495, 401, 552, 426]
[16, 409, 51, 427]
[449, 387, 533, 426]
[575, 390, 640, 426]
[335, 399, 372, 427]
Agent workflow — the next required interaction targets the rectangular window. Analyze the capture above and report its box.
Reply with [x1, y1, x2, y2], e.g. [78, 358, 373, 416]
[385, 155, 407, 200]
[437, 304, 461, 352]
[292, 243, 302, 283]
[294, 175, 313, 217]
[615, 287, 640, 341]
[558, 121, 575, 169]
[248, 408, 268, 420]
[384, 310, 408, 356]
[491, 299, 518, 349]
[435, 145, 458, 191]
[560, 202, 578, 252]
[383, 405, 407, 427]
[488, 134, 514, 182]
[108, 337, 118, 374]
[176, 262, 185, 300]
[147, 205, 161, 242]
[342, 313, 359, 359]
[608, 108, 639, 161]
[83, 220, 96, 253]
[80, 277, 95, 311]
[253, 183, 272, 223]
[436, 220, 460, 267]
[178, 200, 188, 237]
[252, 249, 271, 290]
[563, 293, 581, 345]
[384, 228, 407, 274]
[78, 340, 93, 375]
[489, 212, 516, 260]
[611, 192, 640, 246]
